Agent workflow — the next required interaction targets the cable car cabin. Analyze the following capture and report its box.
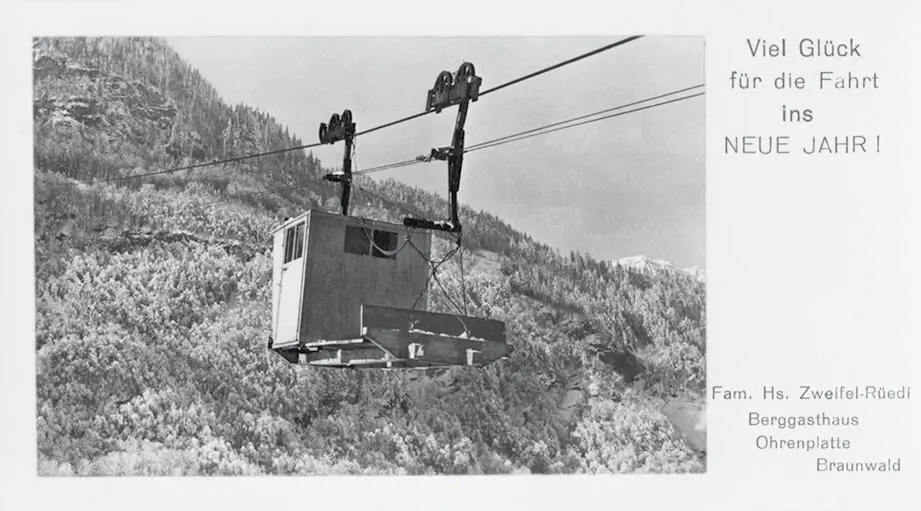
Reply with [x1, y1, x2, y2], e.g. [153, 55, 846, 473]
[269, 209, 511, 369]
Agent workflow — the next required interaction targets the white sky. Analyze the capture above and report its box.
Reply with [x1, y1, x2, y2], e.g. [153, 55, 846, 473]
[166, 36, 705, 268]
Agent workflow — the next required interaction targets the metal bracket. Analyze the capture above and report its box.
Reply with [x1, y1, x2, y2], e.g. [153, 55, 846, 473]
[403, 217, 460, 233]
[426, 147, 454, 161]
[425, 62, 482, 113]
[318, 110, 356, 145]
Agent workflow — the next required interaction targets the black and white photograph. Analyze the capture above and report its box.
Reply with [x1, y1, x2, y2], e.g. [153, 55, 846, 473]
[32, 35, 705, 476]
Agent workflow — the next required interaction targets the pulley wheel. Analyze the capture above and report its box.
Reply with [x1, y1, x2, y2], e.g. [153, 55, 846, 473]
[456, 62, 476, 81]
[434, 70, 453, 91]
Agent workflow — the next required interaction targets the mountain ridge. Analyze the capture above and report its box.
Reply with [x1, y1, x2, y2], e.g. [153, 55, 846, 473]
[613, 254, 706, 282]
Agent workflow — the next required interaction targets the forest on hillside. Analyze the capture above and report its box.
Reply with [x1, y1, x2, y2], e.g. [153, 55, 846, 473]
[33, 37, 706, 475]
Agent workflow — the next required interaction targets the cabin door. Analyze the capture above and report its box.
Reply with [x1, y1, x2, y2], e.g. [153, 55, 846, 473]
[275, 220, 306, 346]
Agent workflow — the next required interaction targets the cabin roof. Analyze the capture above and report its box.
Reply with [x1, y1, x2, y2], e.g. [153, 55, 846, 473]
[270, 209, 417, 236]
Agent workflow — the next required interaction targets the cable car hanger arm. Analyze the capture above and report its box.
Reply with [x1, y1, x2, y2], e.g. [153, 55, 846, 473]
[404, 62, 480, 234]
[320, 109, 356, 216]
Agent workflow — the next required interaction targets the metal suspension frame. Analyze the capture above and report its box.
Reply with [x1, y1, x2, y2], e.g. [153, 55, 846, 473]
[404, 62, 481, 234]
[321, 110, 357, 216]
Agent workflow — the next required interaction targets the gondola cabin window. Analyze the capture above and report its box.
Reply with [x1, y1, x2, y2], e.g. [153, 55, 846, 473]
[372, 229, 398, 258]
[343, 225, 398, 259]
[343, 225, 368, 256]
[283, 222, 305, 264]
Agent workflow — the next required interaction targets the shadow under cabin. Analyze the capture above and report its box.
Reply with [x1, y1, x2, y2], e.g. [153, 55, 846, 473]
[269, 209, 512, 368]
